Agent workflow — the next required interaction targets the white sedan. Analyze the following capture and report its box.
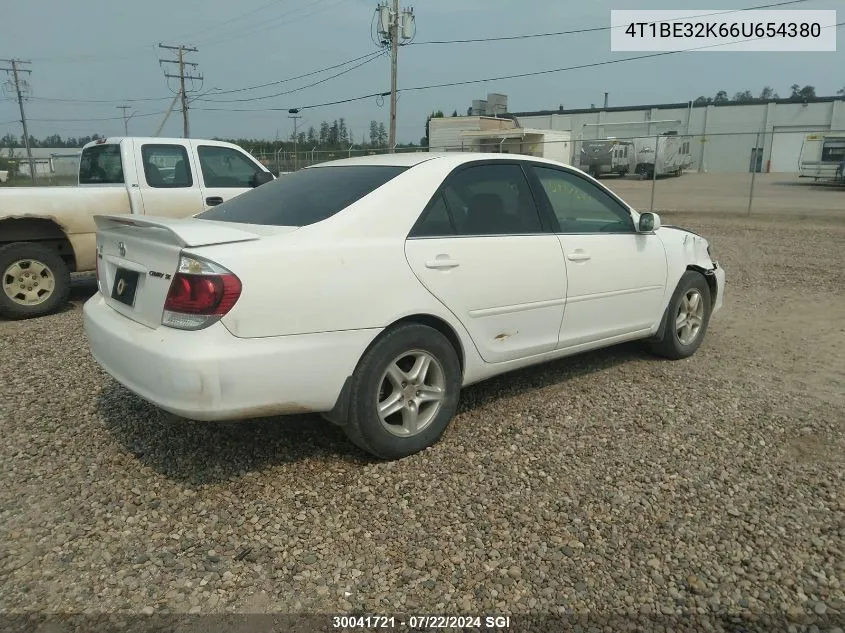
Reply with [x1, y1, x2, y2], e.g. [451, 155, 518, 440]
[83, 152, 725, 459]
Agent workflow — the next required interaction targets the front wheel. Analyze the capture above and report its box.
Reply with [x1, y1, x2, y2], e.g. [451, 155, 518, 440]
[343, 323, 462, 460]
[0, 242, 71, 320]
[650, 271, 712, 360]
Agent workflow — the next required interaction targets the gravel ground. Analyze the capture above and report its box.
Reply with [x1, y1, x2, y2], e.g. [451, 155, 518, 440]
[1, 212, 843, 632]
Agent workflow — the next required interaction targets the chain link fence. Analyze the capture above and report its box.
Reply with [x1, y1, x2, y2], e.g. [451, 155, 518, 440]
[251, 128, 845, 218]
[5, 128, 843, 217]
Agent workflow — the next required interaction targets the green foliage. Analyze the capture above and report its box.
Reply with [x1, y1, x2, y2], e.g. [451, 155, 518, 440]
[692, 84, 814, 106]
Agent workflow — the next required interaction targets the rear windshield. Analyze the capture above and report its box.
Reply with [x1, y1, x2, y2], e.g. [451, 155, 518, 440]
[196, 165, 408, 226]
[79, 144, 124, 184]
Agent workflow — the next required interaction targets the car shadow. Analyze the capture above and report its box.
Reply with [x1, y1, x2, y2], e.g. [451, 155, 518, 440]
[97, 341, 652, 484]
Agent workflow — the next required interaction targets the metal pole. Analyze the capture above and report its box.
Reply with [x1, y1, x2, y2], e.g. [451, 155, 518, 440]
[155, 92, 181, 137]
[747, 132, 760, 216]
[8, 60, 37, 184]
[649, 134, 658, 212]
[388, 0, 399, 152]
[178, 47, 190, 138]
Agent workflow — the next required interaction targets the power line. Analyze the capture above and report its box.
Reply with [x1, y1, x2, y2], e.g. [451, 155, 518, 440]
[196, 51, 386, 103]
[24, 52, 385, 105]
[191, 0, 344, 47]
[194, 20, 845, 114]
[198, 51, 384, 97]
[408, 0, 813, 45]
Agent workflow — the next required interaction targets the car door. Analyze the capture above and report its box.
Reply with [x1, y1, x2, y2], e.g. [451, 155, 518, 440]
[526, 164, 668, 349]
[192, 143, 266, 209]
[134, 141, 204, 218]
[404, 161, 567, 364]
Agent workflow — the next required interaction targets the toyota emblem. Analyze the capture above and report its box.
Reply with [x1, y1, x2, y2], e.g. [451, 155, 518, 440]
[118, 241, 126, 257]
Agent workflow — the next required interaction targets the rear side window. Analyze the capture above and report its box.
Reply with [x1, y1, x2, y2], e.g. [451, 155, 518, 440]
[141, 144, 193, 188]
[438, 163, 543, 236]
[196, 165, 408, 226]
[79, 145, 124, 184]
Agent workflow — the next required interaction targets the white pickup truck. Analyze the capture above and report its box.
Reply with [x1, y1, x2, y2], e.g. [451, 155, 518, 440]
[0, 136, 274, 319]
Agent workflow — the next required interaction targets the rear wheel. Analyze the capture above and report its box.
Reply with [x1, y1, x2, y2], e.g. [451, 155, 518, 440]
[343, 323, 461, 460]
[0, 242, 71, 320]
[650, 271, 712, 360]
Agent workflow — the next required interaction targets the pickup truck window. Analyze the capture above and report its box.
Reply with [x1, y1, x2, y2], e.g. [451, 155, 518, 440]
[197, 145, 262, 188]
[79, 145, 124, 185]
[141, 144, 193, 188]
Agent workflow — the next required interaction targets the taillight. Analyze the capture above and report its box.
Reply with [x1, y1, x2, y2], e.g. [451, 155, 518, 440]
[162, 255, 241, 330]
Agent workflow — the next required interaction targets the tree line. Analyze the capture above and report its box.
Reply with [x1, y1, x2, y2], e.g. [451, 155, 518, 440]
[692, 84, 819, 106]
[1, 133, 105, 149]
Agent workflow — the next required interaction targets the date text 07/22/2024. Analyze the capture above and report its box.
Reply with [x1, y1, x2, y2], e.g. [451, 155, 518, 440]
[332, 615, 512, 629]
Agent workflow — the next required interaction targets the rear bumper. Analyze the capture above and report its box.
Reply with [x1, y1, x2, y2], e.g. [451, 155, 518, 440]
[83, 293, 380, 421]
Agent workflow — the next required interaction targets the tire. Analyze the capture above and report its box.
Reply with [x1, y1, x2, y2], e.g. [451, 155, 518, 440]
[343, 323, 461, 460]
[0, 242, 71, 320]
[650, 270, 712, 360]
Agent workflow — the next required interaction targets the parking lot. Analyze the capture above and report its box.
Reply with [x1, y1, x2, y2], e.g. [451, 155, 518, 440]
[1, 174, 843, 630]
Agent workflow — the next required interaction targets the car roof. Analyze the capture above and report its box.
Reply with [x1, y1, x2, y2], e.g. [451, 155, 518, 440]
[308, 152, 572, 170]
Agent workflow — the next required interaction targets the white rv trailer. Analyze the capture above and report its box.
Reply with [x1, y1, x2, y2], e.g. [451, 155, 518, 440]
[632, 133, 693, 179]
[798, 133, 845, 183]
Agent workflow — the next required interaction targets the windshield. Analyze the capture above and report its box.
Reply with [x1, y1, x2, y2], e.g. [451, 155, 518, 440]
[196, 165, 408, 226]
[79, 144, 124, 185]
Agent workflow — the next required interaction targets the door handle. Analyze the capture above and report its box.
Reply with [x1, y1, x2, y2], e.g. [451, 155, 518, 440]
[425, 256, 460, 270]
[206, 196, 224, 206]
[566, 251, 591, 262]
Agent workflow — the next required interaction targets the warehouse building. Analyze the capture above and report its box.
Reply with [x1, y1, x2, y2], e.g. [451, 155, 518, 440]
[432, 93, 845, 173]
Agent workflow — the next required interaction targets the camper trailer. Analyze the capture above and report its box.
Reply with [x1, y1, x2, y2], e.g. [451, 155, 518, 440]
[579, 139, 635, 178]
[633, 132, 693, 179]
[799, 133, 845, 183]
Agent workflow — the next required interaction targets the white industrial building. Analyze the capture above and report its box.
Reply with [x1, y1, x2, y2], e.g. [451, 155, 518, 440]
[0, 147, 81, 179]
[431, 94, 845, 173]
[429, 116, 573, 164]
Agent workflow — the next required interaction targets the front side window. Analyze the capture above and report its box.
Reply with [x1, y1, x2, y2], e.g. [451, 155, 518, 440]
[197, 145, 262, 188]
[437, 164, 543, 236]
[141, 144, 193, 188]
[531, 166, 634, 234]
[196, 165, 407, 226]
[79, 144, 124, 184]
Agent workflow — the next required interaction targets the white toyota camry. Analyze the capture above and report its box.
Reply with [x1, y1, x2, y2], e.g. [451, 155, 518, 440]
[84, 152, 725, 459]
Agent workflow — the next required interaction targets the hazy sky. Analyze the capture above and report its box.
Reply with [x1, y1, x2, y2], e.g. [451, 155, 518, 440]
[1, 0, 842, 144]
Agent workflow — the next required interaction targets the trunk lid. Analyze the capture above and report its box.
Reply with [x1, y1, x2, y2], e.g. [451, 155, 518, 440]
[93, 214, 294, 329]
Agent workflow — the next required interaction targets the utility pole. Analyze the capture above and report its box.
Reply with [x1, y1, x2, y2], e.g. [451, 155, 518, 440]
[116, 105, 134, 135]
[1, 58, 37, 184]
[158, 44, 202, 138]
[376, 2, 415, 152]
[288, 109, 303, 171]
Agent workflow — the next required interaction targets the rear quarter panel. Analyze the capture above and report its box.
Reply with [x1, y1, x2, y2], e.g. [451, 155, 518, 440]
[0, 186, 132, 271]
[203, 159, 467, 339]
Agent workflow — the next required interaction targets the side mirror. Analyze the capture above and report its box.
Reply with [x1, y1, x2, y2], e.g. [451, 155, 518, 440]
[251, 171, 274, 187]
[638, 212, 661, 232]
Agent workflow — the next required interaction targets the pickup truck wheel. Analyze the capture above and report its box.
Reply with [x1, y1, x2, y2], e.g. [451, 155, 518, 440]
[0, 242, 71, 320]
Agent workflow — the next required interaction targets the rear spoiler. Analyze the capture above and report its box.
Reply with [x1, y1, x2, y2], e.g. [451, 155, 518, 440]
[93, 214, 260, 248]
